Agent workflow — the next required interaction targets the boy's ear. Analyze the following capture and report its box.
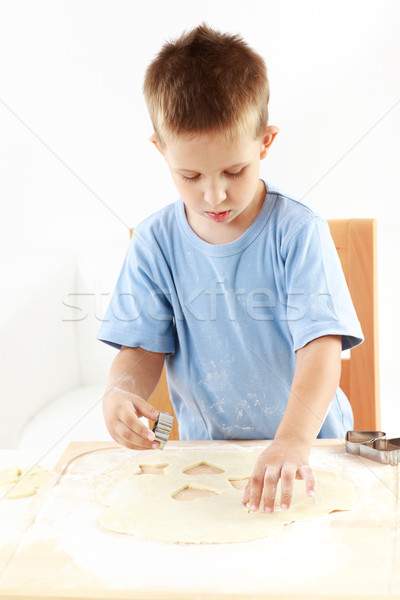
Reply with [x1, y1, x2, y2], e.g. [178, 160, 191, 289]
[260, 126, 279, 159]
[149, 133, 164, 156]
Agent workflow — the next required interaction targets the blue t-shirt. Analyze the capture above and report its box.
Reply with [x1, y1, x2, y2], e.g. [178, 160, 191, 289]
[97, 181, 363, 440]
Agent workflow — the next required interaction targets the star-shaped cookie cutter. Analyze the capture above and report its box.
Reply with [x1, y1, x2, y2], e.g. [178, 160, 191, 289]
[345, 430, 400, 466]
[152, 411, 174, 450]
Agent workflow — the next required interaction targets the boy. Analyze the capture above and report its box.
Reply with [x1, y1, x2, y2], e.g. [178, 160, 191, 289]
[97, 24, 363, 513]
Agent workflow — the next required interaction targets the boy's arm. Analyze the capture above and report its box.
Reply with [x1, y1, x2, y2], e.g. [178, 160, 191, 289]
[103, 346, 165, 450]
[243, 334, 342, 512]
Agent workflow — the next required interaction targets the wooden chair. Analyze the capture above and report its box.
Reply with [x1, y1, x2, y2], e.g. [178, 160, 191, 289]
[327, 219, 380, 430]
[136, 219, 380, 438]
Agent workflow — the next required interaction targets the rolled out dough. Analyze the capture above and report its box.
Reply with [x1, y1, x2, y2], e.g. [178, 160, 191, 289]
[97, 447, 356, 544]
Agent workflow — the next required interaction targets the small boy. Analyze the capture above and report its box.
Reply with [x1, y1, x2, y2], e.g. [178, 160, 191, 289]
[97, 24, 363, 513]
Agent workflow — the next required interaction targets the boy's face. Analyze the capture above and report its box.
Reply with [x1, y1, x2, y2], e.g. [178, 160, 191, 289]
[150, 126, 279, 244]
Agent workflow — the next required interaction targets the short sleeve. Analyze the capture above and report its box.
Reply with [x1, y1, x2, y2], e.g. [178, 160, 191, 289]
[96, 233, 175, 353]
[283, 217, 364, 352]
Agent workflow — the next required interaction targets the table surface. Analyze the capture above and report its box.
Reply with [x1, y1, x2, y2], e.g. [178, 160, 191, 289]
[0, 439, 399, 600]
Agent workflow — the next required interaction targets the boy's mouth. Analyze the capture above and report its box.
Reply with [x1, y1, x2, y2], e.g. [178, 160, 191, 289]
[206, 210, 231, 223]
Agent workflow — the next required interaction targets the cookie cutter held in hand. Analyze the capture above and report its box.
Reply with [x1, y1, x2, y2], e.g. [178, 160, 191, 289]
[346, 430, 400, 466]
[152, 411, 174, 450]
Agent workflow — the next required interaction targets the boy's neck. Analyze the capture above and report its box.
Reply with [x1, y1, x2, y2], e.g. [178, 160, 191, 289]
[185, 179, 267, 245]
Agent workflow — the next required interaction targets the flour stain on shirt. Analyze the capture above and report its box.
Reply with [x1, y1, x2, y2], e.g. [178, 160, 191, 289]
[263, 403, 283, 417]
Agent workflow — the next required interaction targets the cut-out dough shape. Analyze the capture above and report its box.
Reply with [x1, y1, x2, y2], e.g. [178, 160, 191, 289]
[0, 465, 48, 499]
[97, 447, 356, 544]
[229, 478, 249, 491]
[138, 463, 168, 475]
[183, 462, 225, 475]
[172, 485, 219, 501]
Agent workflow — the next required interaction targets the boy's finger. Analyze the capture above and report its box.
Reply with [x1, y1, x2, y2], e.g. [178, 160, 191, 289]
[116, 419, 160, 450]
[242, 480, 252, 505]
[113, 430, 159, 452]
[299, 465, 316, 497]
[279, 463, 297, 510]
[132, 396, 160, 422]
[242, 481, 250, 505]
[122, 401, 157, 443]
[262, 466, 280, 513]
[247, 463, 267, 512]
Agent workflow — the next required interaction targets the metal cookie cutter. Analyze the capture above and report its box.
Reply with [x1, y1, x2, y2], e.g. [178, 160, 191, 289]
[346, 430, 400, 466]
[152, 411, 174, 450]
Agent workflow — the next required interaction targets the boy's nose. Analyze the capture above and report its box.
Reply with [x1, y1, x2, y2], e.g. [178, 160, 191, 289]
[203, 185, 227, 207]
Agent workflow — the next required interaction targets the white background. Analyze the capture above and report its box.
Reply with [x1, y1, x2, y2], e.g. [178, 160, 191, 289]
[0, 0, 399, 432]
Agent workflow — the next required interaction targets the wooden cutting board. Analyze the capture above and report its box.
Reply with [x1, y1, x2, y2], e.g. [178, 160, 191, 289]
[0, 439, 399, 599]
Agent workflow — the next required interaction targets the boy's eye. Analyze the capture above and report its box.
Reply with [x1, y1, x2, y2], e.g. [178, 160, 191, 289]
[181, 174, 201, 183]
[180, 167, 246, 184]
[227, 167, 246, 179]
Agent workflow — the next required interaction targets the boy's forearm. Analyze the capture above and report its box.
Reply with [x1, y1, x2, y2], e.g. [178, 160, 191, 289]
[275, 335, 342, 447]
[106, 346, 165, 401]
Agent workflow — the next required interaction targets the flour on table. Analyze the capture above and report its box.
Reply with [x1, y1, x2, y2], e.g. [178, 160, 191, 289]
[97, 447, 356, 544]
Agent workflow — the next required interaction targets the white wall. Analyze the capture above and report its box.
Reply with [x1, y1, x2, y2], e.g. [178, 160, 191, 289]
[1, 1, 399, 433]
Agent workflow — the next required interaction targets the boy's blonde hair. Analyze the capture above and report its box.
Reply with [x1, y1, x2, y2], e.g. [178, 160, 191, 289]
[143, 23, 270, 147]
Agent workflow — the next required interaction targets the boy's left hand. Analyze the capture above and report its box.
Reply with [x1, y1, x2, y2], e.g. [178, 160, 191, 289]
[242, 439, 316, 512]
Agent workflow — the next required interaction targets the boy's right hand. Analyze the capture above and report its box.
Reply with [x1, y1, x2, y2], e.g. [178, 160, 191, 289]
[103, 387, 161, 450]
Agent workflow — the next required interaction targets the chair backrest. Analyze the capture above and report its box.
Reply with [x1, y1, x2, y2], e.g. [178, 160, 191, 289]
[327, 219, 380, 430]
[139, 218, 380, 438]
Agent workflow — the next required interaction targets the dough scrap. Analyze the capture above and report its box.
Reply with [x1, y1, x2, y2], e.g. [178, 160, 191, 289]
[97, 447, 356, 544]
[0, 465, 48, 500]
[1, 480, 37, 499]
[0, 466, 21, 485]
